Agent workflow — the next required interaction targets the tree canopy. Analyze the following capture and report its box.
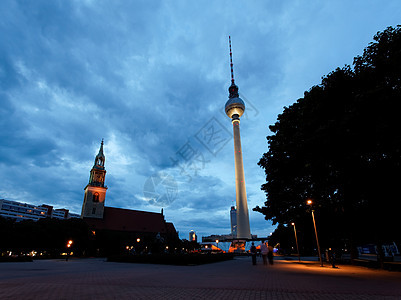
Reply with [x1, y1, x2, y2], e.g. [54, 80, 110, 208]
[255, 26, 401, 252]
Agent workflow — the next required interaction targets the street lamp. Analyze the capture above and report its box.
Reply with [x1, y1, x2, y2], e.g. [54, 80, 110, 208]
[66, 240, 73, 261]
[291, 223, 301, 262]
[306, 200, 323, 267]
[136, 238, 141, 254]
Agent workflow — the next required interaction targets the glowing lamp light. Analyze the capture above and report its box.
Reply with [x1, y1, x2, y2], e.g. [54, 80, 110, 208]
[137, 238, 141, 243]
[306, 200, 313, 205]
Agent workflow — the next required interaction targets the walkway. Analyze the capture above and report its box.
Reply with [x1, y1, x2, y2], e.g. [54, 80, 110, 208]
[1, 256, 401, 299]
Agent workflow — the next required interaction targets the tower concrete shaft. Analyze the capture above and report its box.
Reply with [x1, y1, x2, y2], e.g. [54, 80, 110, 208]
[232, 119, 251, 239]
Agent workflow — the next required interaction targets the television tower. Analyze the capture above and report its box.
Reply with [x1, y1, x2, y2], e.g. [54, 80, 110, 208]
[225, 36, 251, 239]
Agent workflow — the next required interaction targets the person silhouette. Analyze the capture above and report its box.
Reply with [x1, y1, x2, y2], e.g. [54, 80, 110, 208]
[260, 241, 268, 265]
[267, 244, 274, 265]
[250, 242, 257, 265]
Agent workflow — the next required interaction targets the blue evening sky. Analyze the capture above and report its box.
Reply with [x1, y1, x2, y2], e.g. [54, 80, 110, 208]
[1, 0, 400, 239]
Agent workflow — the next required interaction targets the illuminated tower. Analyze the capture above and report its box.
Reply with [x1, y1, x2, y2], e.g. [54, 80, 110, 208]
[225, 37, 251, 239]
[81, 140, 108, 219]
[189, 230, 197, 242]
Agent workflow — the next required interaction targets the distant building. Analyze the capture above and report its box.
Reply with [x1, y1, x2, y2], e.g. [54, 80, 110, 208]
[0, 199, 80, 222]
[81, 141, 178, 243]
[202, 206, 256, 244]
[202, 234, 233, 243]
[189, 230, 197, 242]
[230, 206, 237, 237]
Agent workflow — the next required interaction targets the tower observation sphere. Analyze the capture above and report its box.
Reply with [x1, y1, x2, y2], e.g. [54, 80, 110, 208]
[225, 93, 245, 119]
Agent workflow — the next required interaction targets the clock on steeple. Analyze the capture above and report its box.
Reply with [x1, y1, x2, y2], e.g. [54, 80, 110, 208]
[81, 140, 108, 219]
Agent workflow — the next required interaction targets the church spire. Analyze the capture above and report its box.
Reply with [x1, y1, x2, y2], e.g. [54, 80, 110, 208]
[228, 36, 239, 99]
[94, 139, 105, 169]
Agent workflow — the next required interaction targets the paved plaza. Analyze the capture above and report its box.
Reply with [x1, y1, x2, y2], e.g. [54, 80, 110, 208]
[1, 256, 401, 299]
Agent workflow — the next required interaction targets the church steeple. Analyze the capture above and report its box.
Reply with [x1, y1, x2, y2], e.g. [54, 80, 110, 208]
[89, 140, 106, 187]
[94, 139, 105, 168]
[81, 140, 108, 219]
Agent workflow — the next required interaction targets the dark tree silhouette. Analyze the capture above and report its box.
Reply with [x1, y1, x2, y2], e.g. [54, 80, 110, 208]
[0, 216, 91, 257]
[255, 26, 401, 260]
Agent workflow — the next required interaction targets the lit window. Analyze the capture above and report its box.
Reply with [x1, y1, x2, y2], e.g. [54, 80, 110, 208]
[93, 193, 99, 203]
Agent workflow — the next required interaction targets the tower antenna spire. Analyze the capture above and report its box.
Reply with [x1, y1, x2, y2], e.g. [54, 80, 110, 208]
[228, 36, 239, 99]
[229, 36, 235, 85]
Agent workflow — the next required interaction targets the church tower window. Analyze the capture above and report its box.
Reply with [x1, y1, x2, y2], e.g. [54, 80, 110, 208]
[93, 192, 99, 202]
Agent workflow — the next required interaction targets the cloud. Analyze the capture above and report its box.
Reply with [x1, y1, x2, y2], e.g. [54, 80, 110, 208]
[1, 0, 400, 240]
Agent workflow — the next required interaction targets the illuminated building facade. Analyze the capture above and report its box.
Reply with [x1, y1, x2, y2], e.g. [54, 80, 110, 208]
[202, 234, 232, 242]
[224, 37, 251, 239]
[0, 199, 80, 222]
[189, 230, 197, 242]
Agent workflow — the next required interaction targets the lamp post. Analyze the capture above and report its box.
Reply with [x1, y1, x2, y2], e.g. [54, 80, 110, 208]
[66, 240, 73, 261]
[291, 223, 301, 262]
[307, 200, 323, 267]
[136, 238, 141, 254]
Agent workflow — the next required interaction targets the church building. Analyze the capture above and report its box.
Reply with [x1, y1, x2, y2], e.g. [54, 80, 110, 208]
[81, 141, 178, 253]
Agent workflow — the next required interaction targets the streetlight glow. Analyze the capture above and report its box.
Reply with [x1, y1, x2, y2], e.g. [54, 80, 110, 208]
[291, 222, 300, 262]
[306, 199, 323, 267]
[67, 240, 73, 248]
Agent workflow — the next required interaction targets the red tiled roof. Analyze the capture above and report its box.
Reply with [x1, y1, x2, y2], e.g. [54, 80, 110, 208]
[84, 206, 173, 233]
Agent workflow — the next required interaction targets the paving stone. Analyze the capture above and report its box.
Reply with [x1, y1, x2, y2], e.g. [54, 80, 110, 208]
[0, 257, 400, 299]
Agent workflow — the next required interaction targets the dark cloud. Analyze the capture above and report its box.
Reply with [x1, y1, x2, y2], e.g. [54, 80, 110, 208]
[1, 0, 400, 239]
